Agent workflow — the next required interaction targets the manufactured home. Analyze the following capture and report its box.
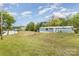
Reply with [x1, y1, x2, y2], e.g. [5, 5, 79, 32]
[39, 26, 74, 33]
[2, 31, 18, 36]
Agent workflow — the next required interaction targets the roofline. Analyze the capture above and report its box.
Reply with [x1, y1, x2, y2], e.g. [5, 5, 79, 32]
[40, 26, 74, 28]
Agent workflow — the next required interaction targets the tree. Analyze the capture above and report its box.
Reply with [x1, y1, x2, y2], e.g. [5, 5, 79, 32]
[34, 23, 41, 32]
[68, 13, 79, 33]
[48, 17, 66, 26]
[0, 11, 15, 35]
[34, 22, 48, 32]
[25, 22, 35, 31]
[39, 22, 48, 27]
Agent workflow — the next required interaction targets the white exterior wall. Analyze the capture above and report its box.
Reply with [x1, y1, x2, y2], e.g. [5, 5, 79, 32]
[3, 31, 18, 36]
[53, 28, 74, 33]
[39, 28, 48, 32]
[39, 26, 74, 33]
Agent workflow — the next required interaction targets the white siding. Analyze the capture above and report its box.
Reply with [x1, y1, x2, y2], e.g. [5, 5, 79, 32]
[39, 26, 74, 33]
[3, 31, 18, 36]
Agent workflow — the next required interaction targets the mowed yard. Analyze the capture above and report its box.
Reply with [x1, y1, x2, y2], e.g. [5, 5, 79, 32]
[0, 31, 79, 56]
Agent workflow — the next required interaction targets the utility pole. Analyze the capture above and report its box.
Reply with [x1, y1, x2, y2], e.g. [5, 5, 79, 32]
[0, 11, 3, 40]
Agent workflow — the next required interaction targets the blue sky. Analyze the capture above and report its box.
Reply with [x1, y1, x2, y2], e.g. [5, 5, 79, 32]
[1, 3, 79, 26]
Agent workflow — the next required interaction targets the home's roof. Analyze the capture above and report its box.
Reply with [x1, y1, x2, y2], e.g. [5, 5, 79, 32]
[40, 26, 74, 28]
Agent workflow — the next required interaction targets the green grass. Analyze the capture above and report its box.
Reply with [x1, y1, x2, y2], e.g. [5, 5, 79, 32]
[0, 31, 79, 56]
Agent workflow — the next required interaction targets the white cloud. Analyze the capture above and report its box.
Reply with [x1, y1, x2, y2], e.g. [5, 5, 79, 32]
[9, 12, 17, 16]
[50, 5, 58, 9]
[44, 14, 53, 19]
[60, 7, 67, 12]
[71, 11, 78, 15]
[53, 12, 70, 18]
[38, 4, 62, 15]
[38, 7, 53, 15]
[21, 11, 32, 17]
[38, 3, 79, 19]
[53, 12, 66, 18]
[52, 11, 79, 18]
[38, 6, 43, 10]
[41, 4, 79, 18]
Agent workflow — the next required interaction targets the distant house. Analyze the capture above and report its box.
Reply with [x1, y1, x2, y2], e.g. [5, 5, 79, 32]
[1, 26, 25, 36]
[3, 31, 18, 36]
[13, 26, 26, 31]
[39, 26, 74, 33]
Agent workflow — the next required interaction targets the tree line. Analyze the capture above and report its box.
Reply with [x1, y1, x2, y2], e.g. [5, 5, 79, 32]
[25, 13, 79, 33]
[0, 11, 79, 34]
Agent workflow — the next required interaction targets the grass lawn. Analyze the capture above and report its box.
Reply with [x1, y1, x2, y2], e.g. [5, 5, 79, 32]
[0, 31, 79, 56]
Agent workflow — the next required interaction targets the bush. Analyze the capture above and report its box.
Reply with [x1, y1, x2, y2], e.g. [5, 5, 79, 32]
[74, 28, 79, 33]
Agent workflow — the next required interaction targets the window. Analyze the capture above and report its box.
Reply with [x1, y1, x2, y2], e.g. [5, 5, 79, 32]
[49, 28, 53, 30]
[46, 28, 48, 31]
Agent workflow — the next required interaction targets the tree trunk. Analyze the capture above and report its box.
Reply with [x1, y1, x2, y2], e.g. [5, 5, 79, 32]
[7, 29, 9, 35]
